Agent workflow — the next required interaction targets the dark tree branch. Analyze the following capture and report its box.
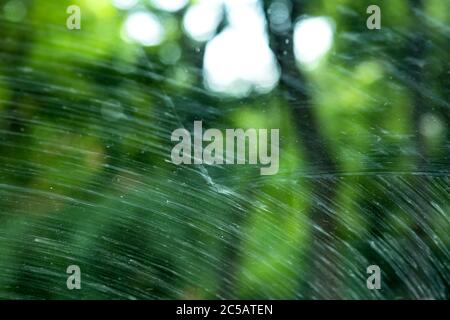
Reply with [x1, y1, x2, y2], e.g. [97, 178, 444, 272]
[263, 0, 341, 298]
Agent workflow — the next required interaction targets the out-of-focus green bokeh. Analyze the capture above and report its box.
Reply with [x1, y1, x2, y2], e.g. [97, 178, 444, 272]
[0, 0, 448, 299]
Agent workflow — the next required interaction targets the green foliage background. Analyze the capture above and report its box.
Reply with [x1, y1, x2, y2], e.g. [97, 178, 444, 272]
[0, 0, 448, 299]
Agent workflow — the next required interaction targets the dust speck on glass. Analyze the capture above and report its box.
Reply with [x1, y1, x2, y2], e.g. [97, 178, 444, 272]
[0, 0, 448, 300]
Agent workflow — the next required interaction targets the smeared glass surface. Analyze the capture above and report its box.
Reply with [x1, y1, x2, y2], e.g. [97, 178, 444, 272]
[0, 0, 448, 299]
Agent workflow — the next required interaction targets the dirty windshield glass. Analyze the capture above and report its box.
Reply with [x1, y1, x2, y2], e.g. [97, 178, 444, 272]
[0, 0, 448, 300]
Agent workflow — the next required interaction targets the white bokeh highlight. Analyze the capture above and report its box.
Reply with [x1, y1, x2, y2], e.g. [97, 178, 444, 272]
[151, 0, 188, 12]
[123, 11, 165, 47]
[112, 0, 138, 10]
[203, 0, 279, 96]
[294, 17, 334, 68]
[183, 0, 223, 42]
